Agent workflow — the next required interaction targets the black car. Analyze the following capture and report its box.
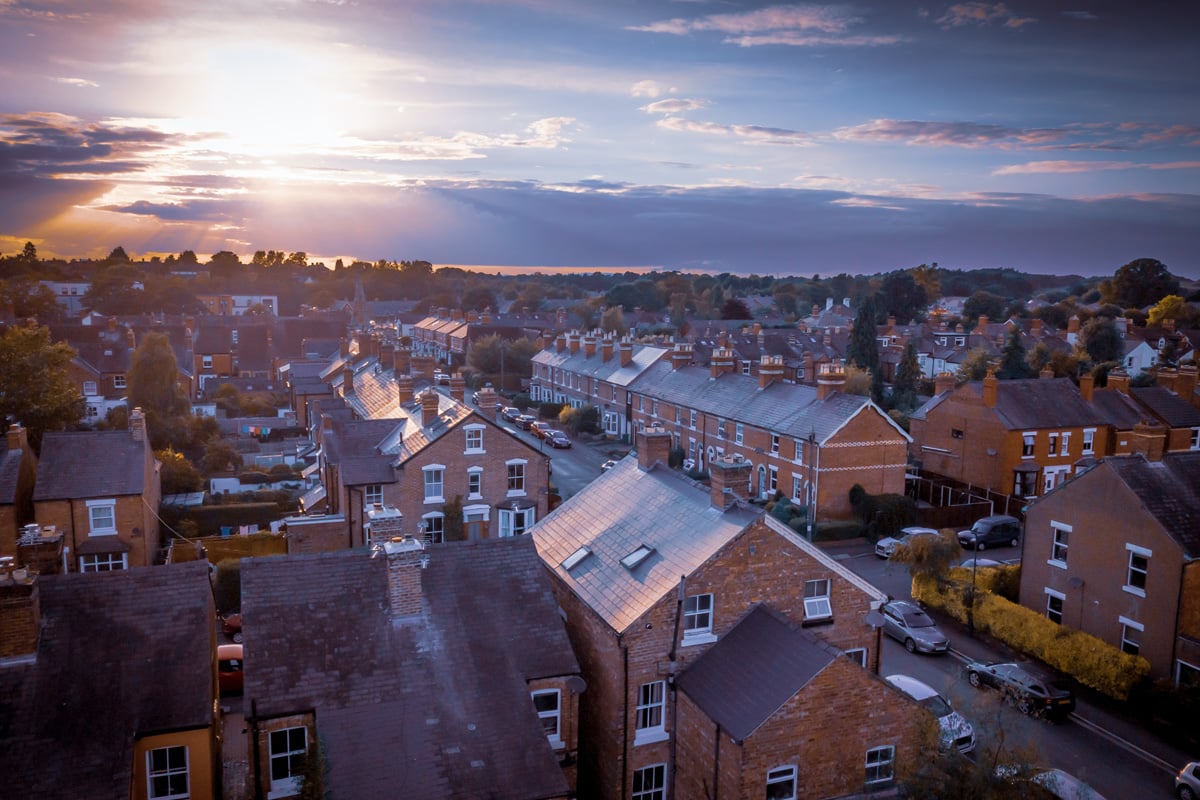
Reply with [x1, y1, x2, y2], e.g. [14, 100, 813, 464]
[500, 406, 521, 422]
[957, 514, 1022, 551]
[965, 660, 1075, 719]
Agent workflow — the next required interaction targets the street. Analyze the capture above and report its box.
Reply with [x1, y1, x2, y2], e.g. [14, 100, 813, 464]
[486, 409, 627, 500]
[835, 543, 1191, 798]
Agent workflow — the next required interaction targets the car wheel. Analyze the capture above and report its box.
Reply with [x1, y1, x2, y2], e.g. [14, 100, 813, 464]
[232, 631, 244, 644]
[977, 542, 986, 551]
[1010, 537, 1019, 548]
[1016, 697, 1033, 715]
[1179, 785, 1197, 800]
[905, 638, 917, 654]
[968, 671, 982, 688]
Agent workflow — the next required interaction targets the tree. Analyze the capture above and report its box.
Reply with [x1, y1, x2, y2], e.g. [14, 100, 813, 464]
[846, 295, 883, 401]
[466, 334, 536, 393]
[1147, 294, 1199, 328]
[962, 291, 1006, 324]
[460, 286, 496, 312]
[82, 264, 147, 315]
[879, 271, 927, 324]
[721, 297, 752, 320]
[1099, 258, 1179, 309]
[128, 332, 190, 448]
[1080, 318, 1123, 364]
[909, 262, 941, 301]
[599, 306, 629, 336]
[892, 342, 922, 411]
[842, 364, 873, 397]
[201, 440, 243, 473]
[995, 328, 1032, 379]
[105, 246, 130, 264]
[157, 448, 204, 494]
[956, 348, 993, 383]
[20, 241, 37, 263]
[0, 324, 83, 453]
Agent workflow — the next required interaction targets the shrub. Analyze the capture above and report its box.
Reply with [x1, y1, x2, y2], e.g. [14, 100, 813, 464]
[538, 401, 566, 419]
[668, 446, 685, 468]
[238, 470, 271, 485]
[213, 559, 242, 613]
[813, 520, 862, 542]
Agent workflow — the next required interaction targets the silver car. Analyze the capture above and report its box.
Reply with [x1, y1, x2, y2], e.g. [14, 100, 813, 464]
[885, 674, 975, 754]
[880, 600, 950, 654]
[1176, 761, 1199, 800]
[875, 526, 940, 558]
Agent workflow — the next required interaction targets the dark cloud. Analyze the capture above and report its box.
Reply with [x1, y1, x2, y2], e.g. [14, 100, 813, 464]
[0, 112, 172, 177]
[100, 199, 235, 222]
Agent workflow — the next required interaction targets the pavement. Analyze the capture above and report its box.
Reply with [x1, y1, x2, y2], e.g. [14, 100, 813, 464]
[818, 537, 1198, 777]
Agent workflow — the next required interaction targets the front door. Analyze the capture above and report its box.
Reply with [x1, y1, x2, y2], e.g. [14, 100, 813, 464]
[466, 512, 487, 541]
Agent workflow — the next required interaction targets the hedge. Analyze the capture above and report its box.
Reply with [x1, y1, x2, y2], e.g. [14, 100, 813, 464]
[171, 502, 284, 537]
[912, 574, 1150, 700]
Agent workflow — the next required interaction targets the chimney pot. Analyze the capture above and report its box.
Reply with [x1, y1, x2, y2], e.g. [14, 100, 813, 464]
[816, 363, 846, 400]
[420, 389, 440, 427]
[383, 537, 426, 618]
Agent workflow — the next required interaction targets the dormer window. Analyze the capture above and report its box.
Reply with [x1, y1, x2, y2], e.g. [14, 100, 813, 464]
[621, 545, 654, 570]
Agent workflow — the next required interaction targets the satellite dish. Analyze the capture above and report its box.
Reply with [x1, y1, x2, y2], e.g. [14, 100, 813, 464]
[566, 675, 588, 694]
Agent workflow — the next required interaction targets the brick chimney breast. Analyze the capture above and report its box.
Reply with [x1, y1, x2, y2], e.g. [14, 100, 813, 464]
[1130, 421, 1166, 462]
[982, 372, 998, 408]
[758, 355, 784, 389]
[583, 336, 596, 359]
[7, 423, 28, 452]
[449, 372, 466, 403]
[601, 338, 614, 362]
[393, 347, 411, 375]
[0, 571, 40, 659]
[420, 389, 440, 427]
[816, 363, 846, 400]
[383, 537, 427, 619]
[636, 425, 672, 470]
[397, 373, 414, 405]
[129, 407, 147, 442]
[619, 339, 633, 367]
[1079, 373, 1095, 402]
[709, 453, 752, 509]
[343, 365, 355, 394]
[934, 372, 955, 397]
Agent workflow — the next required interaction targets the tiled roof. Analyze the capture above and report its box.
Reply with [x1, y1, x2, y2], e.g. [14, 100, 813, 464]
[675, 604, 837, 740]
[0, 562, 214, 797]
[1130, 386, 1200, 427]
[193, 323, 232, 353]
[239, 537, 576, 799]
[1086, 388, 1146, 429]
[984, 378, 1110, 429]
[234, 324, 272, 372]
[1107, 452, 1200, 557]
[533, 341, 668, 387]
[531, 457, 761, 633]
[33, 430, 148, 499]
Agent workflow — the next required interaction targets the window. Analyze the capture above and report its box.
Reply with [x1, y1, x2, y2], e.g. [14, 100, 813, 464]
[771, 434, 780, 454]
[113, 374, 127, 389]
[766, 765, 797, 800]
[844, 648, 867, 667]
[741, 360, 752, 376]
[632, 764, 666, 800]
[1083, 428, 1095, 454]
[1120, 617, 1143, 656]
[1047, 432, 1058, 456]
[1125, 545, 1150, 595]
[506, 460, 526, 494]
[1022, 432, 1035, 458]
[532, 689, 563, 747]
[1045, 589, 1064, 624]
[683, 593, 714, 641]
[635, 681, 667, 744]
[651, 399, 659, 417]
[1192, 428, 1200, 451]
[803, 579, 832, 621]
[951, 428, 964, 440]
[562, 546, 591, 571]
[465, 425, 484, 453]
[81, 552, 127, 571]
[498, 506, 535, 537]
[792, 475, 803, 502]
[268, 726, 308, 798]
[87, 499, 116, 534]
[865, 746, 895, 785]
[83, 380, 98, 396]
[674, 406, 681, 424]
[689, 409, 697, 429]
[793, 439, 804, 464]
[423, 513, 445, 544]
[202, 355, 213, 369]
[768, 466, 778, 493]
[364, 484, 383, 508]
[467, 468, 482, 498]
[1060, 431, 1070, 456]
[423, 466, 444, 502]
[147, 745, 189, 800]
[735, 423, 744, 445]
[621, 545, 654, 570]
[1050, 523, 1069, 566]
[717, 418, 726, 439]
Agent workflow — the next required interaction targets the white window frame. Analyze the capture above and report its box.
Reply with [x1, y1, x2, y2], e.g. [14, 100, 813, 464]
[506, 459, 527, 496]
[794, 439, 804, 464]
[498, 506, 535, 537]
[717, 418, 726, 439]
[865, 745, 895, 785]
[1049, 521, 1070, 568]
[83, 380, 98, 396]
[1060, 431, 1070, 456]
[634, 680, 668, 745]
[202, 355, 213, 370]
[87, 498, 117, 535]
[632, 764, 667, 800]
[1191, 427, 1200, 451]
[771, 434, 780, 455]
[735, 422, 744, 445]
[844, 648, 867, 667]
[113, 374, 127, 389]
[689, 409, 697, 429]
[422, 512, 445, 544]
[803, 578, 832, 621]
[651, 399, 659, 417]
[1083, 427, 1096, 455]
[1124, 544, 1150, 597]
[146, 744, 189, 800]
[682, 592, 716, 645]
[792, 475, 803, 502]
[1048, 432, 1059, 457]
[768, 465, 778, 493]
[531, 689, 563, 749]
[741, 360, 752, 376]
[766, 765, 797, 800]
[80, 552, 128, 572]
[268, 726, 308, 799]
[1119, 616, 1143, 656]
[364, 484, 383, 508]
[423, 465, 445, 503]
[1045, 588, 1065, 624]
[467, 467, 483, 499]
[464, 424, 485, 454]
[1022, 431, 1035, 458]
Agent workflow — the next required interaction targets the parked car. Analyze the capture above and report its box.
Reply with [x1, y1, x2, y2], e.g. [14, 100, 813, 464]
[433, 370, 450, 385]
[501, 406, 521, 422]
[1177, 762, 1200, 800]
[960, 557, 1004, 570]
[957, 514, 1022, 551]
[880, 600, 950, 654]
[546, 431, 571, 448]
[530, 421, 551, 438]
[885, 674, 975, 754]
[514, 414, 537, 430]
[601, 460, 618, 472]
[218, 643, 244, 696]
[996, 768, 1107, 800]
[221, 612, 243, 643]
[875, 526, 940, 559]
[965, 660, 1075, 719]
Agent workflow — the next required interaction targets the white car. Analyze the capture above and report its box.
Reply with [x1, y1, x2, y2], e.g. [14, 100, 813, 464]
[875, 526, 940, 558]
[885, 674, 975, 754]
[1178, 761, 1200, 800]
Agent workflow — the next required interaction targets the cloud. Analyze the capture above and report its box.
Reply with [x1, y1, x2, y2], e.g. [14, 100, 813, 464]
[993, 160, 1200, 175]
[1062, 10, 1098, 21]
[830, 119, 1200, 152]
[936, 3, 1036, 29]
[99, 198, 234, 221]
[640, 98, 709, 114]
[52, 77, 99, 88]
[0, 112, 174, 177]
[631, 80, 672, 98]
[629, 3, 901, 47]
[657, 117, 815, 145]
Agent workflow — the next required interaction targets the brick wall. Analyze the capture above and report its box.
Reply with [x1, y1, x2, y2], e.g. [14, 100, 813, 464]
[528, 675, 582, 792]
[0, 578, 39, 658]
[36, 494, 158, 569]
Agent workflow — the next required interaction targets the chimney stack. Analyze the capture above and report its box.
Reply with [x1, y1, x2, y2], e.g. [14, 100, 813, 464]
[1079, 373, 1095, 402]
[758, 355, 784, 389]
[803, 352, 814, 384]
[934, 372, 955, 396]
[383, 537, 427, 619]
[420, 389, 440, 427]
[600, 338, 614, 362]
[1156, 367, 1179, 393]
[556, 335, 567, 354]
[1040, 366, 1054, 380]
[710, 347, 736, 379]
[582, 336, 595, 359]
[709, 453, 751, 510]
[636, 425, 673, 471]
[1107, 368, 1130, 394]
[1129, 421, 1166, 462]
[449, 372, 466, 403]
[671, 343, 693, 371]
[380, 342, 395, 370]
[0, 569, 40, 658]
[6, 424, 28, 452]
[343, 365, 355, 394]
[475, 384, 498, 412]
[977, 315, 989, 331]
[411, 355, 435, 382]
[816, 363, 846, 400]
[397, 373, 414, 405]
[1177, 364, 1198, 407]
[982, 372, 998, 408]
[568, 334, 580, 356]
[126, 327, 136, 350]
[129, 407, 147, 442]
[393, 347, 411, 375]
[619, 339, 633, 368]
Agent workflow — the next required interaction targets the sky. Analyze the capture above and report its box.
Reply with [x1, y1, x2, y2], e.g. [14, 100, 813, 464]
[1, 0, 1198, 278]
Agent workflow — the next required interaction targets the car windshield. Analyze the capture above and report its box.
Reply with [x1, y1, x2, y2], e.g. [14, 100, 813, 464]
[903, 610, 936, 628]
[918, 694, 953, 717]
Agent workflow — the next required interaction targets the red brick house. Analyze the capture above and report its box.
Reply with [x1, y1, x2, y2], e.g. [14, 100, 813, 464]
[32, 408, 162, 570]
[237, 536, 581, 799]
[1019, 447, 1200, 684]
[531, 428, 920, 800]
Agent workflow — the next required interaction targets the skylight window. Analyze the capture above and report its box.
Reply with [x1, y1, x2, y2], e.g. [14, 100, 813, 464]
[562, 546, 591, 571]
[620, 545, 655, 570]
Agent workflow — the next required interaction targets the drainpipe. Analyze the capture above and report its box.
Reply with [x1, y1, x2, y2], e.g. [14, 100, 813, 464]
[666, 575, 685, 800]
[711, 721, 722, 799]
[621, 635, 629, 800]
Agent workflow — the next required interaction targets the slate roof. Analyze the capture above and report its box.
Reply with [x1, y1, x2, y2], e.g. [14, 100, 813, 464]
[977, 378, 1110, 430]
[1086, 388, 1146, 429]
[239, 537, 577, 799]
[0, 561, 214, 798]
[1130, 386, 1200, 427]
[33, 430, 148, 499]
[1106, 452, 1200, 557]
[193, 322, 233, 353]
[234, 324, 272, 372]
[0, 438, 25, 504]
[533, 341, 669, 387]
[531, 456, 761, 633]
[675, 604, 838, 741]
